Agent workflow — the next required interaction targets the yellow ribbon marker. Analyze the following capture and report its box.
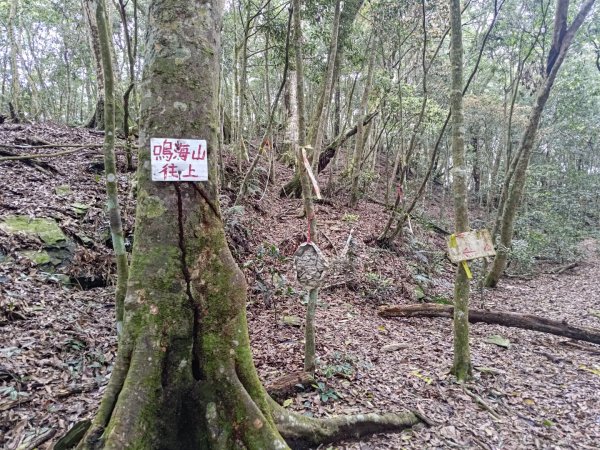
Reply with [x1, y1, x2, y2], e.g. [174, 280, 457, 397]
[450, 234, 473, 279]
[449, 234, 458, 248]
[461, 260, 473, 279]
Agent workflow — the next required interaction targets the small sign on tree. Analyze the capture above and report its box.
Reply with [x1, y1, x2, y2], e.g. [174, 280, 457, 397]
[151, 138, 208, 181]
[447, 229, 496, 263]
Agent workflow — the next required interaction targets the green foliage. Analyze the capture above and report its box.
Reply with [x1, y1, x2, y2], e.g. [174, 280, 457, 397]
[363, 271, 394, 301]
[510, 161, 599, 271]
[341, 212, 359, 223]
[321, 352, 355, 379]
[311, 381, 340, 403]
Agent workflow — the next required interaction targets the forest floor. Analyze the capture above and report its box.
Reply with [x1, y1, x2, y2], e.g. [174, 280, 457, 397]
[1, 122, 599, 449]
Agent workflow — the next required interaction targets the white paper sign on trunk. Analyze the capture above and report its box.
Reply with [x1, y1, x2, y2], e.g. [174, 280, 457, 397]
[447, 229, 496, 263]
[151, 138, 208, 181]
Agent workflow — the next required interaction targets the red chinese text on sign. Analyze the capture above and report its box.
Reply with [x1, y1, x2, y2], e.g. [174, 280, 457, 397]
[151, 138, 208, 181]
[447, 229, 496, 263]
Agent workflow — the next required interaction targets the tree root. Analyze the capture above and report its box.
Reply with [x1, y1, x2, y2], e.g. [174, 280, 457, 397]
[269, 398, 424, 449]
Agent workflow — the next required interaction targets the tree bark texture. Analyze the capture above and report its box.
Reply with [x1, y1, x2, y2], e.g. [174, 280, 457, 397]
[77, 1, 288, 447]
[449, 0, 471, 382]
[378, 304, 600, 345]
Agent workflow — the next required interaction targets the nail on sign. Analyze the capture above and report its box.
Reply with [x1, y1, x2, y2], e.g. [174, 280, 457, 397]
[151, 138, 208, 181]
[447, 229, 496, 263]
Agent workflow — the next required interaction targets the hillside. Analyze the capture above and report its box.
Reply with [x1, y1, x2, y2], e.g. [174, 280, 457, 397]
[1, 122, 599, 449]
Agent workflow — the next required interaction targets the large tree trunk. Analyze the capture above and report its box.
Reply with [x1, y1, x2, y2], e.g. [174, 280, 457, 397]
[77, 1, 421, 448]
[378, 304, 600, 345]
[77, 1, 287, 447]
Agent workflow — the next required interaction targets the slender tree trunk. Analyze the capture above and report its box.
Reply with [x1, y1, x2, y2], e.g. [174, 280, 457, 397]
[83, 0, 105, 129]
[96, 0, 129, 336]
[8, 0, 20, 121]
[449, 0, 471, 382]
[291, 0, 319, 375]
[492, 23, 544, 236]
[349, 49, 375, 207]
[308, 0, 341, 172]
[280, 0, 365, 198]
[236, 6, 251, 171]
[63, 46, 72, 123]
[235, 7, 292, 203]
[485, 0, 596, 288]
[117, 0, 136, 170]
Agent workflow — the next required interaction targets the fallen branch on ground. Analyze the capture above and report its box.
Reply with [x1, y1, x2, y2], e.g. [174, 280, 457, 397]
[0, 144, 122, 162]
[463, 387, 502, 420]
[0, 149, 60, 173]
[378, 304, 600, 345]
[546, 261, 579, 275]
[266, 371, 313, 400]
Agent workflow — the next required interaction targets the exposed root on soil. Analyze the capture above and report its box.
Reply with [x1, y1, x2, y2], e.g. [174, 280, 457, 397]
[269, 397, 424, 449]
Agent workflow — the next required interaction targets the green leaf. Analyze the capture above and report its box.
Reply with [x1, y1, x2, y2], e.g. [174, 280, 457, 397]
[283, 398, 293, 408]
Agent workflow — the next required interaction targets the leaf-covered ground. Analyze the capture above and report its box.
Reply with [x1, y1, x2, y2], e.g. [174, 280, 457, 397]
[1, 123, 599, 449]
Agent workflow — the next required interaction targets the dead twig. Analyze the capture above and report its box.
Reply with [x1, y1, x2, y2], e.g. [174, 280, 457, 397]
[0, 145, 109, 162]
[320, 231, 339, 255]
[463, 387, 503, 421]
[546, 261, 579, 275]
[23, 428, 57, 450]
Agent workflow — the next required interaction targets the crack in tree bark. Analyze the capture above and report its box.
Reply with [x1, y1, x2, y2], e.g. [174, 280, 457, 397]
[175, 183, 204, 381]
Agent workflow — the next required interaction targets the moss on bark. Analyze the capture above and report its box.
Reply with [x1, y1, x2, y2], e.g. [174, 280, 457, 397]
[76, 1, 423, 448]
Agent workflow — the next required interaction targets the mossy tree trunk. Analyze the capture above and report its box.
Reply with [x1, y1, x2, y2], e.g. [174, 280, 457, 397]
[78, 1, 422, 447]
[449, 0, 471, 382]
[77, 1, 287, 447]
[485, 0, 596, 288]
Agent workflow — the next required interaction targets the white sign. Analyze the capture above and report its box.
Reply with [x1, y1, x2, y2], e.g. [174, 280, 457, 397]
[151, 138, 208, 181]
[447, 229, 496, 263]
